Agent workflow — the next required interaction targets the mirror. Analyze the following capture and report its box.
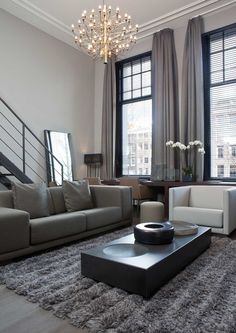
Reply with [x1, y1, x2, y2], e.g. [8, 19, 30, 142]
[44, 130, 74, 185]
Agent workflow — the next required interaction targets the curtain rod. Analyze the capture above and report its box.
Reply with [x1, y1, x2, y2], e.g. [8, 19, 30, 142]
[137, 0, 235, 41]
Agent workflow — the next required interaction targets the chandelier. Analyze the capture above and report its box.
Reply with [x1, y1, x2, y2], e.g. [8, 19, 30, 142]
[71, 4, 138, 64]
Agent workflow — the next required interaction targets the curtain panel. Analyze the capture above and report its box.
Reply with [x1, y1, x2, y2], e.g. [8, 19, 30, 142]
[101, 58, 116, 180]
[151, 28, 179, 180]
[181, 16, 204, 181]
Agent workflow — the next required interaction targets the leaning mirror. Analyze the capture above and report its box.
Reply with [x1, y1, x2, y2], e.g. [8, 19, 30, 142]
[44, 130, 74, 185]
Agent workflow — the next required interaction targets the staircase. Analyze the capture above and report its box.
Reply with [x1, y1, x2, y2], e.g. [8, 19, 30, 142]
[0, 97, 64, 188]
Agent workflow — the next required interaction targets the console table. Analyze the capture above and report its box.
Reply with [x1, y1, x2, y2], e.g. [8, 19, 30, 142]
[140, 180, 236, 217]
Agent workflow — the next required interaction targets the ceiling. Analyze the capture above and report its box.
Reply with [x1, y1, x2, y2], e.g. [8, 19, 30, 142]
[1, 0, 235, 47]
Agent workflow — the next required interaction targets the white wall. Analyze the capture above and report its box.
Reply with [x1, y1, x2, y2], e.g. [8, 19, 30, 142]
[0, 9, 95, 180]
[94, 5, 236, 152]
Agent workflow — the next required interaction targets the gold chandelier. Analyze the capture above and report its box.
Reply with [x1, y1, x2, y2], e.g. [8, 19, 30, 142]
[71, 4, 138, 64]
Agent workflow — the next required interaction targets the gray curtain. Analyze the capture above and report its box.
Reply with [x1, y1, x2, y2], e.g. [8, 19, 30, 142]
[151, 28, 179, 180]
[181, 16, 204, 180]
[101, 57, 116, 180]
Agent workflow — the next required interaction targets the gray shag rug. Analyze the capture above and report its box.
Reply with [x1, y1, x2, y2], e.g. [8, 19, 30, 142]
[1, 227, 236, 333]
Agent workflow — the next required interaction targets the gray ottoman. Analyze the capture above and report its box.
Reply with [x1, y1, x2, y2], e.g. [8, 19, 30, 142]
[140, 201, 164, 223]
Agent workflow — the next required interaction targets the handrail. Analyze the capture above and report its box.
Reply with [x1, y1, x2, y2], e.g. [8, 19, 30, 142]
[0, 97, 64, 184]
[0, 98, 62, 167]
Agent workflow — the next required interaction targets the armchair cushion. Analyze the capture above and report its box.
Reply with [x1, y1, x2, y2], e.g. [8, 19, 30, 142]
[173, 206, 223, 228]
[189, 186, 230, 209]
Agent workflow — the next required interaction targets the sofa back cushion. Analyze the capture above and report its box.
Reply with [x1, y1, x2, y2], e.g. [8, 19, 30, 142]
[189, 186, 232, 209]
[12, 182, 50, 219]
[63, 180, 93, 212]
[0, 191, 13, 208]
[48, 186, 66, 214]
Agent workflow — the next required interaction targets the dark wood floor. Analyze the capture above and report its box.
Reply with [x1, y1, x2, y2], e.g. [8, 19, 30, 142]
[0, 211, 235, 333]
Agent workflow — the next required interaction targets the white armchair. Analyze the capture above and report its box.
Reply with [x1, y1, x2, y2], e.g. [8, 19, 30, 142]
[169, 185, 236, 235]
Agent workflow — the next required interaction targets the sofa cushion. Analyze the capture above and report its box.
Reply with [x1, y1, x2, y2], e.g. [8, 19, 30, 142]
[63, 180, 93, 212]
[189, 186, 231, 210]
[12, 182, 49, 219]
[48, 187, 66, 214]
[173, 206, 223, 228]
[30, 211, 86, 244]
[0, 208, 29, 254]
[81, 207, 122, 231]
[0, 190, 13, 208]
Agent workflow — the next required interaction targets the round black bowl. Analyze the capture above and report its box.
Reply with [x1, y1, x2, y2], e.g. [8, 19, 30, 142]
[134, 222, 174, 245]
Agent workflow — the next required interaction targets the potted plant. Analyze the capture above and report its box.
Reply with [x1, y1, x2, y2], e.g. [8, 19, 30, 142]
[166, 140, 205, 181]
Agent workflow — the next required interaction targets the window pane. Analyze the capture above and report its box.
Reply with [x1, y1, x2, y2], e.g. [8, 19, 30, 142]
[132, 60, 141, 74]
[210, 52, 223, 73]
[142, 57, 151, 71]
[210, 83, 236, 178]
[132, 74, 141, 89]
[210, 32, 223, 53]
[123, 91, 131, 100]
[224, 28, 236, 49]
[122, 99, 152, 176]
[142, 87, 151, 96]
[225, 48, 236, 81]
[211, 71, 223, 84]
[123, 63, 131, 76]
[142, 72, 151, 87]
[123, 77, 131, 91]
[133, 89, 141, 98]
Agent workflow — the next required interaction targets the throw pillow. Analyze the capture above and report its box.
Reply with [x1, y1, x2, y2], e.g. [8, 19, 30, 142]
[12, 182, 50, 219]
[63, 180, 93, 212]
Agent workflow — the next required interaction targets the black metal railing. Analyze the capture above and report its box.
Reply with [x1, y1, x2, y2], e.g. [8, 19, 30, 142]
[0, 97, 64, 184]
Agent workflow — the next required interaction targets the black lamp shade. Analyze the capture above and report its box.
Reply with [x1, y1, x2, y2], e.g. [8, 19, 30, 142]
[84, 153, 103, 165]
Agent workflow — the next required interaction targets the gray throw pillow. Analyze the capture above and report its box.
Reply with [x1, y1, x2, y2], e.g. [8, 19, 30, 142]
[12, 182, 50, 219]
[63, 180, 93, 212]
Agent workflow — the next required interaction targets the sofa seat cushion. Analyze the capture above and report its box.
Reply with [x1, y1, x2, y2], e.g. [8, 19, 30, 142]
[81, 207, 122, 231]
[30, 212, 86, 244]
[173, 207, 223, 228]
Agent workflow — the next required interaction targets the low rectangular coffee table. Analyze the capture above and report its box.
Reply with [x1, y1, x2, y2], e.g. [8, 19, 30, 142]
[81, 226, 211, 298]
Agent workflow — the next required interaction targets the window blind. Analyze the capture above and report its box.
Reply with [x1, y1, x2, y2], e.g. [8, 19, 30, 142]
[206, 24, 236, 179]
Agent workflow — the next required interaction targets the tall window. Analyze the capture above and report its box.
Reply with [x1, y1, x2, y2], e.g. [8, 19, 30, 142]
[116, 52, 152, 176]
[203, 24, 236, 180]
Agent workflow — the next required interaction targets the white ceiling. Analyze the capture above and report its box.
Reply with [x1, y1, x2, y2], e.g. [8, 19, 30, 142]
[1, 0, 235, 47]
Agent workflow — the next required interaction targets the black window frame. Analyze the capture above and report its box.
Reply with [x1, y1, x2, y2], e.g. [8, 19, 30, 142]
[203, 22, 236, 181]
[115, 51, 152, 177]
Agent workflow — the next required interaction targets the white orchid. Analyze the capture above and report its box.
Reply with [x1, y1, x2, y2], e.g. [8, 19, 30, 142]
[180, 144, 187, 150]
[166, 140, 205, 178]
[166, 141, 174, 146]
[198, 147, 205, 155]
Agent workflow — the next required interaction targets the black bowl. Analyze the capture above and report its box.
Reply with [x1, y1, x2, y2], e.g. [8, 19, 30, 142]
[134, 222, 174, 245]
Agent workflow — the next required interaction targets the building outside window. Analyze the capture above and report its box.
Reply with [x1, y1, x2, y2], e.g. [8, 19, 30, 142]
[231, 145, 236, 157]
[203, 24, 236, 180]
[217, 165, 224, 178]
[116, 52, 152, 176]
[230, 165, 236, 177]
[144, 157, 149, 163]
[217, 146, 224, 158]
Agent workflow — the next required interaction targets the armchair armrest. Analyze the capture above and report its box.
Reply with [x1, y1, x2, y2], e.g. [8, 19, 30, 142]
[0, 207, 30, 254]
[169, 186, 191, 220]
[90, 185, 132, 220]
[223, 188, 236, 234]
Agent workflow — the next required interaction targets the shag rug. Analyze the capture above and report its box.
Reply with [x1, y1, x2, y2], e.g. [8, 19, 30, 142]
[1, 228, 236, 333]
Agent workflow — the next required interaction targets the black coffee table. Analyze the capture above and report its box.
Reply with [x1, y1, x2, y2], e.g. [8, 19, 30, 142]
[81, 226, 211, 298]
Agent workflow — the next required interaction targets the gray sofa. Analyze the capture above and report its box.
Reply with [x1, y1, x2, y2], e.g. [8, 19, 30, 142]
[0, 185, 132, 262]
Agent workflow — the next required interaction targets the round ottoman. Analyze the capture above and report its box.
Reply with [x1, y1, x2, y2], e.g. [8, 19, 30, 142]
[140, 201, 164, 223]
